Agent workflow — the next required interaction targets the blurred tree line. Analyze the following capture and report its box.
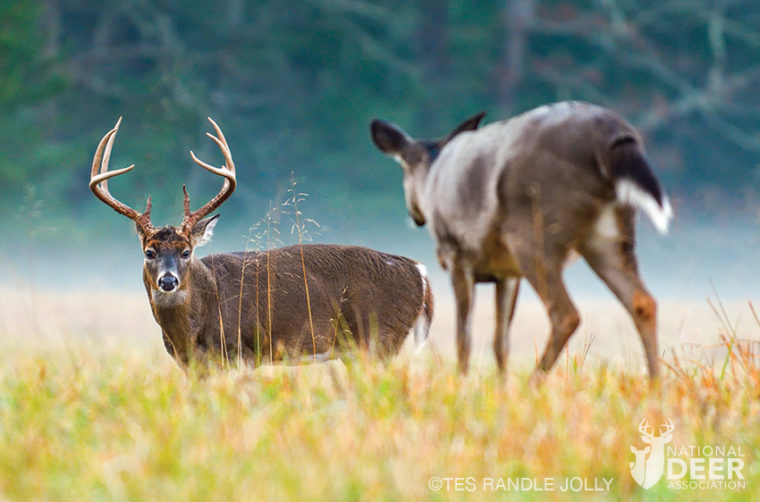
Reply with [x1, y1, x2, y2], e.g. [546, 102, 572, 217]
[2, 0, 760, 246]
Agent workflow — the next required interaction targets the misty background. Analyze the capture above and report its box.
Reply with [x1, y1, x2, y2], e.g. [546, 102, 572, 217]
[2, 0, 760, 309]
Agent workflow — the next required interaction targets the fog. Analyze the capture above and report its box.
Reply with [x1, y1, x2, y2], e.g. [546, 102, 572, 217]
[4, 190, 758, 301]
[2, 182, 757, 373]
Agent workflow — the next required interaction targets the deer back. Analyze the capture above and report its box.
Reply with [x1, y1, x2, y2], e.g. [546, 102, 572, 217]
[195, 244, 431, 361]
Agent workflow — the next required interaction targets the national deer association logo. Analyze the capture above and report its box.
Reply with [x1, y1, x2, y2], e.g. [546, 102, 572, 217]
[629, 418, 673, 488]
[629, 417, 746, 491]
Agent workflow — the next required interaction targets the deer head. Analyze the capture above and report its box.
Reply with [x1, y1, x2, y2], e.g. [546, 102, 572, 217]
[369, 112, 485, 226]
[90, 117, 236, 305]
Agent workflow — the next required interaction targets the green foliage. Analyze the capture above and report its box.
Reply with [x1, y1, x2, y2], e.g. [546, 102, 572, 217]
[0, 0, 65, 109]
[1, 0, 760, 244]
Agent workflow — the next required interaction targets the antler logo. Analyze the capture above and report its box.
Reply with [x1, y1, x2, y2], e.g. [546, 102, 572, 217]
[629, 418, 674, 489]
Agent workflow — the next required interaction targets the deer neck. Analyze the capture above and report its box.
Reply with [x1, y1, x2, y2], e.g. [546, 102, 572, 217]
[414, 163, 436, 221]
[144, 259, 216, 359]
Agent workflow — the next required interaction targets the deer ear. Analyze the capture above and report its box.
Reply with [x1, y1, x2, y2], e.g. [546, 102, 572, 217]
[443, 111, 486, 144]
[370, 119, 411, 157]
[191, 214, 220, 248]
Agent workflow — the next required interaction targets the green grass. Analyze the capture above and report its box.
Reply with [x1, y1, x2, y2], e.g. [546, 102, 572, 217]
[0, 335, 758, 501]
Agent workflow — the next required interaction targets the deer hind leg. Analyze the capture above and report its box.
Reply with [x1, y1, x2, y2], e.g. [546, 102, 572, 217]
[580, 239, 659, 379]
[449, 259, 475, 374]
[510, 243, 580, 378]
[494, 277, 520, 375]
[534, 275, 580, 376]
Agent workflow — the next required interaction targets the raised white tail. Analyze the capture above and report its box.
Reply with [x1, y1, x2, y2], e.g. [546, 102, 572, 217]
[616, 179, 673, 234]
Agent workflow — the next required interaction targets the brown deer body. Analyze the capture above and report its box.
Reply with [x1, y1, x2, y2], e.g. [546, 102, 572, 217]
[145, 242, 432, 368]
[91, 118, 433, 370]
[371, 101, 672, 378]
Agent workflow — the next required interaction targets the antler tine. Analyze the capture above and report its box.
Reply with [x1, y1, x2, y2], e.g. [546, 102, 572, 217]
[90, 120, 120, 182]
[89, 118, 154, 233]
[98, 116, 121, 191]
[638, 418, 653, 437]
[182, 185, 191, 215]
[181, 117, 236, 233]
[207, 117, 234, 171]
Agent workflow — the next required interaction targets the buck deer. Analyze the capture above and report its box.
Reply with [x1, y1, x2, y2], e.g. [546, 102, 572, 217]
[90, 117, 433, 370]
[370, 101, 672, 378]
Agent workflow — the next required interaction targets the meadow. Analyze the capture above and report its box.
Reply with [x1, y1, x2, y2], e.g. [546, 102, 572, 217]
[0, 286, 758, 501]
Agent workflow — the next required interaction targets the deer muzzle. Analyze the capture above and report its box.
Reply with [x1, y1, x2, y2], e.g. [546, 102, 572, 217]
[158, 273, 179, 292]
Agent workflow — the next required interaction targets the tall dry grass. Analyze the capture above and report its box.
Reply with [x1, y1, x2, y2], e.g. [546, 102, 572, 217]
[0, 286, 758, 501]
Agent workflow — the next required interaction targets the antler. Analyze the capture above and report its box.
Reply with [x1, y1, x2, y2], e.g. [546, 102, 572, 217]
[638, 418, 654, 438]
[660, 418, 675, 436]
[90, 117, 154, 235]
[180, 117, 236, 234]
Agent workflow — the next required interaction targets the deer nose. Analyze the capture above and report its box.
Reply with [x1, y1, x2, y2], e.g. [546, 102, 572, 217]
[158, 275, 179, 292]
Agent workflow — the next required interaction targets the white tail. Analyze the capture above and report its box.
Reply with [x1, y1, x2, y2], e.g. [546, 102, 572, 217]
[371, 101, 670, 378]
[616, 179, 673, 234]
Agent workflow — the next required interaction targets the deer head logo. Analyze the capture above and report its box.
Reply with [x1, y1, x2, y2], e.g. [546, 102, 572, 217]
[629, 418, 674, 489]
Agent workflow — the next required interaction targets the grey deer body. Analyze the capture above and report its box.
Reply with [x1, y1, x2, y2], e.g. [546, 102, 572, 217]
[90, 118, 433, 370]
[371, 101, 672, 378]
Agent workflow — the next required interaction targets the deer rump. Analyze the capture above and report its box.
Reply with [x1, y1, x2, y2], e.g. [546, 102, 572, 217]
[178, 244, 432, 364]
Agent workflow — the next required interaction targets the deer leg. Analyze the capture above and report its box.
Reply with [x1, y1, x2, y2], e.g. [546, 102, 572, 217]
[506, 232, 580, 380]
[581, 242, 659, 379]
[534, 276, 580, 375]
[449, 260, 475, 374]
[494, 277, 520, 374]
[513, 255, 580, 379]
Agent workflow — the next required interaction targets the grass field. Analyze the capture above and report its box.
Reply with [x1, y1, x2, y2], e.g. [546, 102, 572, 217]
[0, 286, 758, 501]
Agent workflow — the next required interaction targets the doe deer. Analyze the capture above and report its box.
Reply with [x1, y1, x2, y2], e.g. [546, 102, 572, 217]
[90, 117, 433, 371]
[370, 101, 672, 379]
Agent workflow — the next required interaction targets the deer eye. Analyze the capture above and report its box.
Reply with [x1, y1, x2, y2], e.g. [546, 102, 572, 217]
[145, 249, 156, 260]
[181, 249, 191, 259]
